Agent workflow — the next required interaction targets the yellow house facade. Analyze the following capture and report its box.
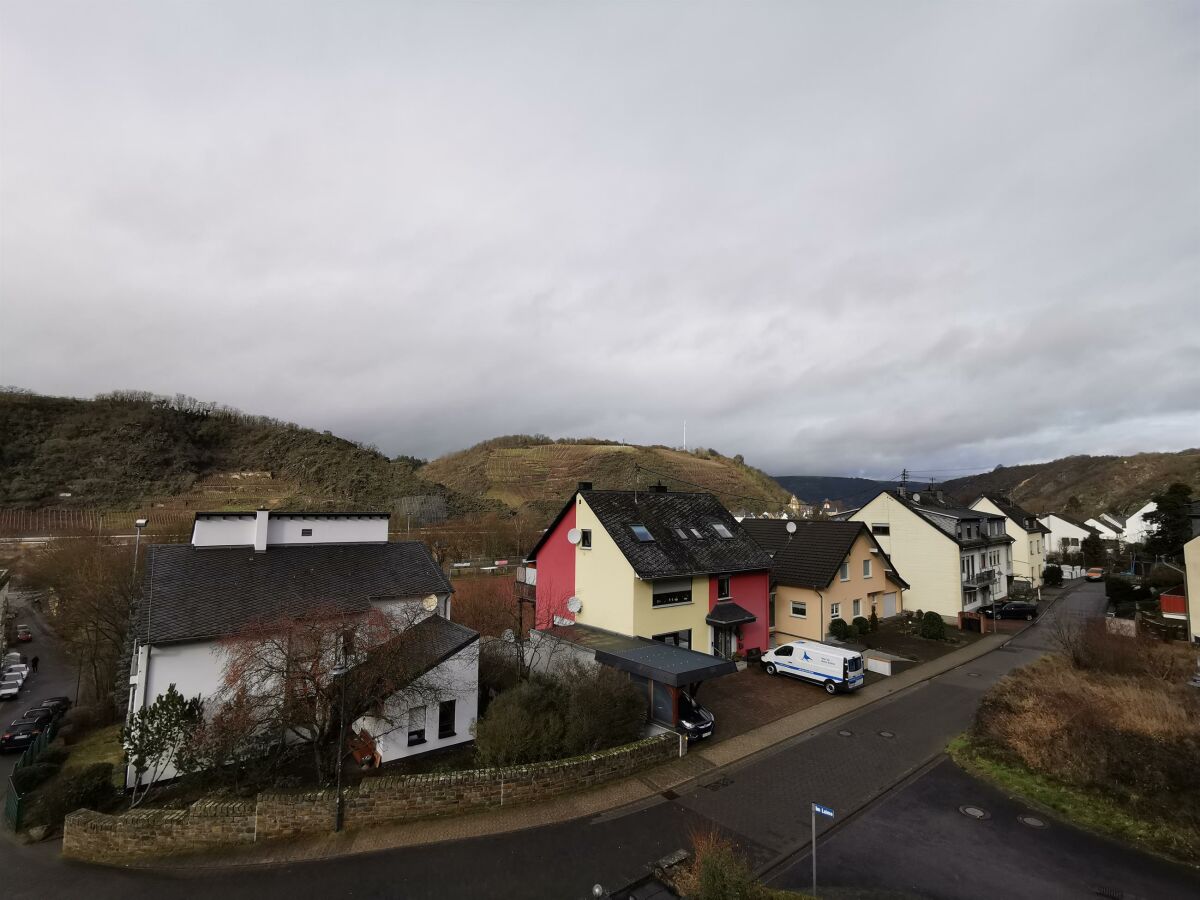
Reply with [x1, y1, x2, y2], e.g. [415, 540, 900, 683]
[970, 495, 1049, 590]
[1185, 535, 1200, 645]
[769, 530, 907, 646]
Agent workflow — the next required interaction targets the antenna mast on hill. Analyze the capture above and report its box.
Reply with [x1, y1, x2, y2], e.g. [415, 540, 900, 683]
[683, 420, 687, 452]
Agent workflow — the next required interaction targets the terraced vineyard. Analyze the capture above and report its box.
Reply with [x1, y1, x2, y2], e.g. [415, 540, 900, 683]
[424, 438, 792, 516]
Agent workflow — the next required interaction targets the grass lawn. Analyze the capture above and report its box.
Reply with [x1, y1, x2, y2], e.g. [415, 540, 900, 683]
[63, 722, 125, 785]
[948, 734, 1200, 865]
[860, 617, 983, 663]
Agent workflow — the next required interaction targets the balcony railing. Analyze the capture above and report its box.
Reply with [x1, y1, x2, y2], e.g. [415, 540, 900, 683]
[962, 569, 997, 586]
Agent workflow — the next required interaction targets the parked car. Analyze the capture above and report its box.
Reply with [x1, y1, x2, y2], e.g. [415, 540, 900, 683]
[0, 675, 25, 700]
[15, 624, 32, 642]
[15, 709, 54, 730]
[980, 601, 1040, 621]
[20, 710, 59, 729]
[1086, 568, 1106, 582]
[5, 664, 30, 680]
[2, 668, 26, 687]
[676, 690, 715, 742]
[38, 697, 71, 714]
[761, 639, 865, 694]
[0, 721, 41, 751]
[3, 652, 26, 666]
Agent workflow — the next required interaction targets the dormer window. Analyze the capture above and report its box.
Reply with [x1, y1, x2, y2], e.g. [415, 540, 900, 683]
[711, 523, 733, 539]
[630, 524, 654, 542]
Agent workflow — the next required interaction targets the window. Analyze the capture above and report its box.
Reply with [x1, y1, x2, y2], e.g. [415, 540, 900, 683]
[717, 575, 731, 599]
[652, 578, 693, 607]
[775, 645, 794, 657]
[580, 529, 592, 549]
[690, 528, 704, 539]
[852, 599, 861, 618]
[630, 524, 654, 542]
[830, 602, 841, 620]
[301, 528, 313, 537]
[862, 559, 872, 578]
[790, 599, 807, 618]
[871, 523, 890, 535]
[839, 561, 849, 581]
[438, 700, 456, 739]
[712, 523, 733, 539]
[769, 592, 776, 629]
[653, 629, 692, 650]
[675, 528, 689, 540]
[407, 706, 427, 746]
[340, 629, 355, 660]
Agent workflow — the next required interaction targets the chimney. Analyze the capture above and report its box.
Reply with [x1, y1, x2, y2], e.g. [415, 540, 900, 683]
[577, 481, 592, 492]
[254, 508, 269, 553]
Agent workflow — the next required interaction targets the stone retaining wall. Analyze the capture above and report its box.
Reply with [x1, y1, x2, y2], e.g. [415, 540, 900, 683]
[64, 732, 680, 862]
[62, 800, 256, 861]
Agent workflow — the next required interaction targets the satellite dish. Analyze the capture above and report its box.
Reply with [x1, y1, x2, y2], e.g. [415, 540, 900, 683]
[786, 521, 797, 534]
[501, 629, 515, 643]
[911, 492, 921, 503]
[421, 595, 438, 612]
[566, 596, 583, 614]
[567, 528, 582, 545]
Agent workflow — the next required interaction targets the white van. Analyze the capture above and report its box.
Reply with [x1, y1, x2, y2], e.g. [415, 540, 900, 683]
[761, 640, 865, 694]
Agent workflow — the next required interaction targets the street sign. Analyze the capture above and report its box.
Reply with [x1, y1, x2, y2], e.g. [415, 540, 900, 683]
[814, 804, 835, 818]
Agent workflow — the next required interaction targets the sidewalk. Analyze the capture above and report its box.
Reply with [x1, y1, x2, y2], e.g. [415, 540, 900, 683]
[138, 628, 1012, 871]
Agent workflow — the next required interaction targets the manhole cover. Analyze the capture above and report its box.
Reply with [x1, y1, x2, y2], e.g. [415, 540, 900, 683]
[959, 805, 990, 820]
[1018, 814, 1047, 829]
[703, 776, 733, 793]
[838, 729, 853, 737]
[878, 730, 895, 739]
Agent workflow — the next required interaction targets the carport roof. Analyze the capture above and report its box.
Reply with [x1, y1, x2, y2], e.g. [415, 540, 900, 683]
[541, 624, 736, 687]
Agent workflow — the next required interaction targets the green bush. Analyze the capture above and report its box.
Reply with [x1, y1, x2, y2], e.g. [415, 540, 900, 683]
[828, 618, 850, 640]
[12, 762, 59, 794]
[1043, 565, 1063, 587]
[39, 763, 117, 829]
[852, 616, 870, 637]
[38, 747, 70, 766]
[62, 706, 100, 733]
[474, 664, 647, 767]
[920, 611, 946, 640]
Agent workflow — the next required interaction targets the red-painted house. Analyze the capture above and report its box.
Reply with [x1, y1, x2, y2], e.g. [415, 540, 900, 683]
[521, 483, 775, 659]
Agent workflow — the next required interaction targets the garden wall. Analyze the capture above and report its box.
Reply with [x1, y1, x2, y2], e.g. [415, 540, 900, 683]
[64, 732, 681, 862]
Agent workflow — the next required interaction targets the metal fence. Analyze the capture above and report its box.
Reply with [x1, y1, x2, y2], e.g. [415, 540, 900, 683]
[2, 719, 59, 831]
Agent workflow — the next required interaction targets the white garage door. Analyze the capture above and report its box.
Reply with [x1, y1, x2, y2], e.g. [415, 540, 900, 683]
[882, 592, 898, 617]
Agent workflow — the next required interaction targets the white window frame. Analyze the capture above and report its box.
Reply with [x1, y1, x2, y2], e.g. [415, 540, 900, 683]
[580, 528, 592, 549]
[830, 602, 842, 620]
[862, 558, 872, 578]
[839, 561, 849, 582]
[852, 598, 861, 618]
[790, 599, 807, 619]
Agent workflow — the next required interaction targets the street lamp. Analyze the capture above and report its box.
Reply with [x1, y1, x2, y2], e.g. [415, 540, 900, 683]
[331, 662, 349, 832]
[132, 518, 148, 577]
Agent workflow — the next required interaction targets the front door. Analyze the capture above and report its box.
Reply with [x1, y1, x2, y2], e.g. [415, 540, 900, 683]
[714, 627, 734, 659]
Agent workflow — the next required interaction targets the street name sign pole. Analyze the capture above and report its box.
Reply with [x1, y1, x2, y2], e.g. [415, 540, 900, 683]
[811, 802, 835, 896]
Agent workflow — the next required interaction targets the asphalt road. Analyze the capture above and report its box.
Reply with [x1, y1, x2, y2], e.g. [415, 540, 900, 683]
[2, 589, 77, 781]
[3, 579, 1194, 899]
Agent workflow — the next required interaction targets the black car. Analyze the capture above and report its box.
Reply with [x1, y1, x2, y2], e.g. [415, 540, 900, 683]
[17, 709, 55, 729]
[0, 721, 40, 751]
[981, 601, 1039, 621]
[38, 697, 71, 714]
[677, 691, 715, 742]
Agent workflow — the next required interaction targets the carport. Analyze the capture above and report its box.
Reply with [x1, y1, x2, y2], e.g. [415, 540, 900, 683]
[539, 624, 737, 727]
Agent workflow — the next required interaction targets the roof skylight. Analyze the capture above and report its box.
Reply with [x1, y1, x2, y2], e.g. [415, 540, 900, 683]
[712, 523, 733, 539]
[630, 524, 654, 542]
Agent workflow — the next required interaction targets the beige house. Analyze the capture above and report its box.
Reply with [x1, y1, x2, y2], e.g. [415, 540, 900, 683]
[1184, 501, 1200, 645]
[970, 495, 1050, 590]
[741, 520, 907, 646]
[849, 489, 1013, 622]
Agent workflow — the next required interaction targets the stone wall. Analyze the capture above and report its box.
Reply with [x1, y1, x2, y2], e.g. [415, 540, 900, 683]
[62, 800, 255, 862]
[63, 732, 680, 862]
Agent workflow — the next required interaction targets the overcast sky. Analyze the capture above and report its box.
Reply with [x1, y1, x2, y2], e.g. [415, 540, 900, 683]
[2, 2, 1198, 479]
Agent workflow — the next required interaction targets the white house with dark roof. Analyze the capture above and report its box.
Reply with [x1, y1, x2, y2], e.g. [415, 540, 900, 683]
[1037, 512, 1102, 557]
[970, 495, 1051, 589]
[849, 488, 1013, 622]
[126, 510, 477, 784]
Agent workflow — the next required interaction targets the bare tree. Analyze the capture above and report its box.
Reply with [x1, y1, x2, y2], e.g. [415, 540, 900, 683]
[211, 602, 473, 786]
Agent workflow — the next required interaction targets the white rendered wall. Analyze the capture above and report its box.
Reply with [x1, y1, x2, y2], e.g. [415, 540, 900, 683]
[355, 646, 479, 764]
[191, 515, 258, 547]
[266, 516, 388, 545]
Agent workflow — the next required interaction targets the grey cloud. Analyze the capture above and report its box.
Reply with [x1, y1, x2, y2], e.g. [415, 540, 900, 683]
[1, 1, 1197, 480]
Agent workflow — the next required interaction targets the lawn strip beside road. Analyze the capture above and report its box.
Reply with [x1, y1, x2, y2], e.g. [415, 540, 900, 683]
[949, 734, 1200, 867]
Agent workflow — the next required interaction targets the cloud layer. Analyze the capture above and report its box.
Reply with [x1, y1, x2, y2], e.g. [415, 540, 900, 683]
[3, 2, 1198, 478]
